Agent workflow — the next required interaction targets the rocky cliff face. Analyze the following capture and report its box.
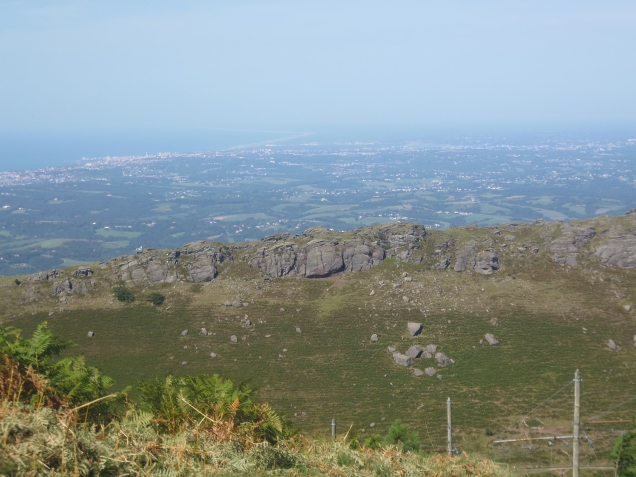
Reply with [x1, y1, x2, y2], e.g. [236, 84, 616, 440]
[250, 223, 425, 278]
[250, 238, 385, 278]
[18, 210, 636, 295]
[453, 247, 500, 275]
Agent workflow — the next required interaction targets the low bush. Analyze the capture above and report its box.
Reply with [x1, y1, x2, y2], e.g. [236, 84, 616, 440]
[146, 291, 165, 305]
[113, 285, 134, 303]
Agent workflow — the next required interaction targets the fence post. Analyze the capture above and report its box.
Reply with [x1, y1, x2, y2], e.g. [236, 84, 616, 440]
[331, 418, 336, 440]
[447, 397, 453, 456]
[573, 369, 581, 477]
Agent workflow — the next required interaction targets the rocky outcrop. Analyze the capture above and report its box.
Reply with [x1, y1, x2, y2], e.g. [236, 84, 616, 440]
[304, 240, 344, 277]
[474, 249, 500, 275]
[454, 247, 475, 272]
[342, 239, 385, 272]
[551, 225, 596, 266]
[454, 247, 499, 274]
[50, 278, 73, 295]
[187, 256, 217, 282]
[74, 267, 93, 277]
[595, 236, 636, 268]
[28, 270, 59, 282]
[251, 236, 385, 278]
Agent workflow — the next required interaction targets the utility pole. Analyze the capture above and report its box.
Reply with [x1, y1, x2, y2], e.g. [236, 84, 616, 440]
[573, 369, 581, 477]
[447, 397, 453, 457]
[331, 418, 336, 440]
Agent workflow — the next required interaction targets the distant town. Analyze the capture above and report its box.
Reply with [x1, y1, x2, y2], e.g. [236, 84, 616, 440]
[0, 138, 634, 275]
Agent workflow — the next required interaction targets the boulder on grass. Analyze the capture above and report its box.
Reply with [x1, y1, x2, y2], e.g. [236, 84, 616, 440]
[425, 367, 436, 376]
[485, 333, 499, 345]
[393, 353, 414, 367]
[406, 345, 423, 359]
[407, 322, 423, 336]
[370, 334, 379, 342]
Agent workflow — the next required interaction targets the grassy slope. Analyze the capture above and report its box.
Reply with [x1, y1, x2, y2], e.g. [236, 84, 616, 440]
[2, 214, 636, 472]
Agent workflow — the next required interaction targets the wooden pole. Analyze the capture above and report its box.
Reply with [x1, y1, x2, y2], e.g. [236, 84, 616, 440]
[447, 397, 453, 457]
[573, 369, 581, 477]
[331, 418, 336, 440]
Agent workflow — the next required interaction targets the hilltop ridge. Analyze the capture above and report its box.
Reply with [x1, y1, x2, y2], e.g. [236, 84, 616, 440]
[6, 210, 636, 305]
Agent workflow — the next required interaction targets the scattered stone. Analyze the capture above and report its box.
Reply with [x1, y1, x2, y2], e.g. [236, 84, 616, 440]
[421, 351, 433, 359]
[485, 333, 499, 345]
[280, 308, 285, 312]
[200, 328, 207, 335]
[402, 272, 408, 278]
[607, 339, 617, 350]
[435, 352, 451, 366]
[369, 422, 375, 427]
[370, 334, 379, 342]
[425, 367, 436, 376]
[425, 344, 437, 354]
[87, 331, 95, 338]
[224, 301, 232, 306]
[490, 317, 499, 326]
[406, 345, 423, 359]
[479, 339, 484, 345]
[402, 296, 410, 303]
[404, 276, 412, 282]
[295, 327, 302, 333]
[393, 353, 414, 367]
[181, 361, 187, 366]
[624, 305, 633, 312]
[265, 334, 272, 338]
[437, 375, 443, 380]
[407, 322, 423, 336]
[210, 352, 217, 358]
[181, 329, 189, 336]
[369, 290, 375, 296]
[230, 335, 238, 343]
[387, 346, 396, 353]
[231, 300, 242, 308]
[282, 349, 287, 352]
[413, 368, 424, 376]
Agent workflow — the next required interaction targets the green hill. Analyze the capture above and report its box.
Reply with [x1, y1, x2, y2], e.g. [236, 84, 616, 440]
[2, 211, 636, 470]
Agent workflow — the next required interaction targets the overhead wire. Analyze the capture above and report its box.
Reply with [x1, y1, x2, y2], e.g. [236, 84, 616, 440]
[495, 379, 574, 437]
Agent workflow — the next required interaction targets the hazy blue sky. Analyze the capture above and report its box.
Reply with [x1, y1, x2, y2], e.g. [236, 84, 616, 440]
[1, 1, 636, 136]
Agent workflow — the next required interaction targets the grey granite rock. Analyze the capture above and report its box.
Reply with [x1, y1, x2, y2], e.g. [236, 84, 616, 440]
[407, 322, 423, 336]
[485, 333, 499, 345]
[393, 353, 414, 367]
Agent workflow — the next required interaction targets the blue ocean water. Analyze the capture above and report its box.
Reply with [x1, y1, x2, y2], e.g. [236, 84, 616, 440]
[0, 129, 292, 171]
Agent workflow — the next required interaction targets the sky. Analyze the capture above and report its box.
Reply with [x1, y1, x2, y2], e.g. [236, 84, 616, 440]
[1, 0, 636, 140]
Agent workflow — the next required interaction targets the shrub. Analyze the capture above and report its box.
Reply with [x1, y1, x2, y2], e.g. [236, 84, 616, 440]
[385, 419, 420, 453]
[146, 291, 165, 306]
[0, 322, 123, 420]
[113, 286, 134, 303]
[364, 433, 383, 449]
[613, 418, 636, 476]
[139, 374, 288, 443]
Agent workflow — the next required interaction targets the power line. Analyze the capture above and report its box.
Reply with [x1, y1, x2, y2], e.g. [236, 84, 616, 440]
[585, 394, 636, 424]
[496, 379, 573, 436]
